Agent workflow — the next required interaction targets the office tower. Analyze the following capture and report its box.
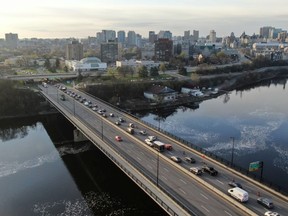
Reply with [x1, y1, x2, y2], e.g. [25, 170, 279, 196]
[136, 34, 142, 48]
[209, 30, 216, 43]
[127, 31, 136, 46]
[102, 30, 116, 42]
[66, 40, 83, 60]
[101, 41, 118, 64]
[117, 31, 126, 43]
[5, 33, 18, 49]
[154, 38, 173, 61]
[158, 30, 172, 39]
[193, 30, 199, 41]
[184, 30, 190, 39]
[149, 31, 157, 43]
[260, 26, 273, 38]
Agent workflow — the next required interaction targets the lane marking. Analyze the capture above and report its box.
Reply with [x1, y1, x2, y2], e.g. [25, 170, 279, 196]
[180, 179, 187, 184]
[164, 168, 169, 172]
[201, 205, 210, 212]
[224, 210, 233, 216]
[179, 188, 186, 195]
[137, 157, 141, 161]
[162, 176, 167, 181]
[141, 152, 145, 155]
[217, 180, 224, 185]
[200, 193, 209, 200]
[147, 165, 153, 170]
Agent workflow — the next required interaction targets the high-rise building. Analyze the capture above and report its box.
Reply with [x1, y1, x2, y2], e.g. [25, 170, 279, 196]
[66, 40, 83, 60]
[136, 34, 142, 48]
[149, 31, 157, 43]
[117, 31, 126, 43]
[260, 26, 273, 38]
[101, 41, 118, 64]
[5, 33, 18, 49]
[127, 31, 136, 46]
[184, 30, 190, 39]
[209, 30, 216, 43]
[158, 30, 172, 39]
[154, 38, 173, 61]
[193, 30, 199, 41]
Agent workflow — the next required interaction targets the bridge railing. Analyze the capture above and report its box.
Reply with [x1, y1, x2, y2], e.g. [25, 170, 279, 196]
[80, 88, 288, 196]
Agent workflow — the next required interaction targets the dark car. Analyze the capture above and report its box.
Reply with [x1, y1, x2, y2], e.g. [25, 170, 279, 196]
[228, 181, 243, 189]
[202, 165, 218, 176]
[257, 197, 274, 209]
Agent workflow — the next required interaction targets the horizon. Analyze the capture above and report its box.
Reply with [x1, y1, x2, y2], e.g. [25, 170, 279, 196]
[1, 0, 288, 39]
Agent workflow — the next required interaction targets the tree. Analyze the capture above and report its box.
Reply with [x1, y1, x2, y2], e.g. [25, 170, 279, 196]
[159, 63, 166, 74]
[107, 67, 117, 78]
[138, 66, 148, 78]
[55, 58, 60, 69]
[150, 67, 159, 77]
[64, 65, 69, 72]
[44, 58, 51, 70]
[117, 66, 133, 77]
[178, 66, 187, 76]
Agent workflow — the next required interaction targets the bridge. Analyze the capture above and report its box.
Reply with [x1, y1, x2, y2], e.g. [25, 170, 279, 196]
[39, 84, 288, 216]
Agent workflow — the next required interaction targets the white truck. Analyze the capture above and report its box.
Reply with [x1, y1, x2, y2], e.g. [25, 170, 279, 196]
[228, 187, 249, 202]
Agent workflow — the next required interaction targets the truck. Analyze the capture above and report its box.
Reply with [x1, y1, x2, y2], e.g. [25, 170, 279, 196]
[228, 187, 249, 202]
[153, 141, 165, 152]
[126, 127, 134, 134]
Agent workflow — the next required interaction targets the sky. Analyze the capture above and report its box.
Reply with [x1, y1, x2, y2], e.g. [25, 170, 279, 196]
[1, 0, 288, 39]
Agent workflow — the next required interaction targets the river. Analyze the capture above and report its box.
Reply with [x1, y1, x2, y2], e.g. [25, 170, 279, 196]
[137, 78, 288, 193]
[0, 116, 167, 216]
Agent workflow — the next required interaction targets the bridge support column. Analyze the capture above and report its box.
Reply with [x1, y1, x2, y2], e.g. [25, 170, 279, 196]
[73, 129, 88, 142]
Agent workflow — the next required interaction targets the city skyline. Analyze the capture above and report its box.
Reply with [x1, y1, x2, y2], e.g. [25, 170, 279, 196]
[1, 0, 288, 39]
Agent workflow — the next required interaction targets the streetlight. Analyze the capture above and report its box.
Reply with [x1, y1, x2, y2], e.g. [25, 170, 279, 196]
[101, 117, 103, 140]
[156, 152, 160, 187]
[230, 137, 235, 166]
[73, 98, 75, 116]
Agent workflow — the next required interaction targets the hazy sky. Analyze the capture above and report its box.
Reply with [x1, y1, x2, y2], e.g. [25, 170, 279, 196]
[1, 0, 287, 39]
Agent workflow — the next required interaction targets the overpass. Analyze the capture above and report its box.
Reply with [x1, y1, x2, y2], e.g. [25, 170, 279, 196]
[39, 84, 288, 216]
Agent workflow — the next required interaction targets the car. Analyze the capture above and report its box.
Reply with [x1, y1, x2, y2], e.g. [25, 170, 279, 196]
[84, 101, 89, 106]
[171, 156, 182, 163]
[129, 123, 135, 128]
[148, 136, 157, 141]
[202, 165, 218, 176]
[257, 197, 274, 209]
[228, 181, 243, 189]
[109, 113, 114, 117]
[264, 211, 280, 216]
[115, 136, 122, 142]
[185, 157, 196, 163]
[92, 106, 97, 111]
[189, 167, 202, 175]
[144, 139, 154, 147]
[118, 117, 125, 122]
[102, 113, 107, 118]
[139, 130, 147, 135]
[115, 121, 121, 126]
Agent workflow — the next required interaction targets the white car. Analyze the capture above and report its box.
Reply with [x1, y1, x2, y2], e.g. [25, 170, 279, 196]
[84, 101, 89, 106]
[171, 156, 182, 163]
[148, 136, 157, 141]
[264, 211, 280, 216]
[139, 130, 147, 135]
[144, 139, 153, 147]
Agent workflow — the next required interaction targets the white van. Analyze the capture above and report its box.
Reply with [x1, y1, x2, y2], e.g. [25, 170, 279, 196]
[228, 187, 249, 202]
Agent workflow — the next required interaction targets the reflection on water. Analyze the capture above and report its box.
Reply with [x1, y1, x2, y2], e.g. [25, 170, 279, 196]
[140, 78, 288, 192]
[0, 116, 167, 216]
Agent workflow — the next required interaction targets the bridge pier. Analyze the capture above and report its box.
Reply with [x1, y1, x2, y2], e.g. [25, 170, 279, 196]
[73, 129, 88, 142]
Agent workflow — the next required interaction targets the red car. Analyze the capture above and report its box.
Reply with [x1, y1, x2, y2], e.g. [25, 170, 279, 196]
[115, 136, 122, 142]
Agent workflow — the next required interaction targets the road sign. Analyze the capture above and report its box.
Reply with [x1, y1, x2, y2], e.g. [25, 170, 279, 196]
[249, 161, 262, 172]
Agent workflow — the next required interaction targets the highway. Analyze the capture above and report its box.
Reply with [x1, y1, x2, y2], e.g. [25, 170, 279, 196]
[40, 84, 288, 216]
